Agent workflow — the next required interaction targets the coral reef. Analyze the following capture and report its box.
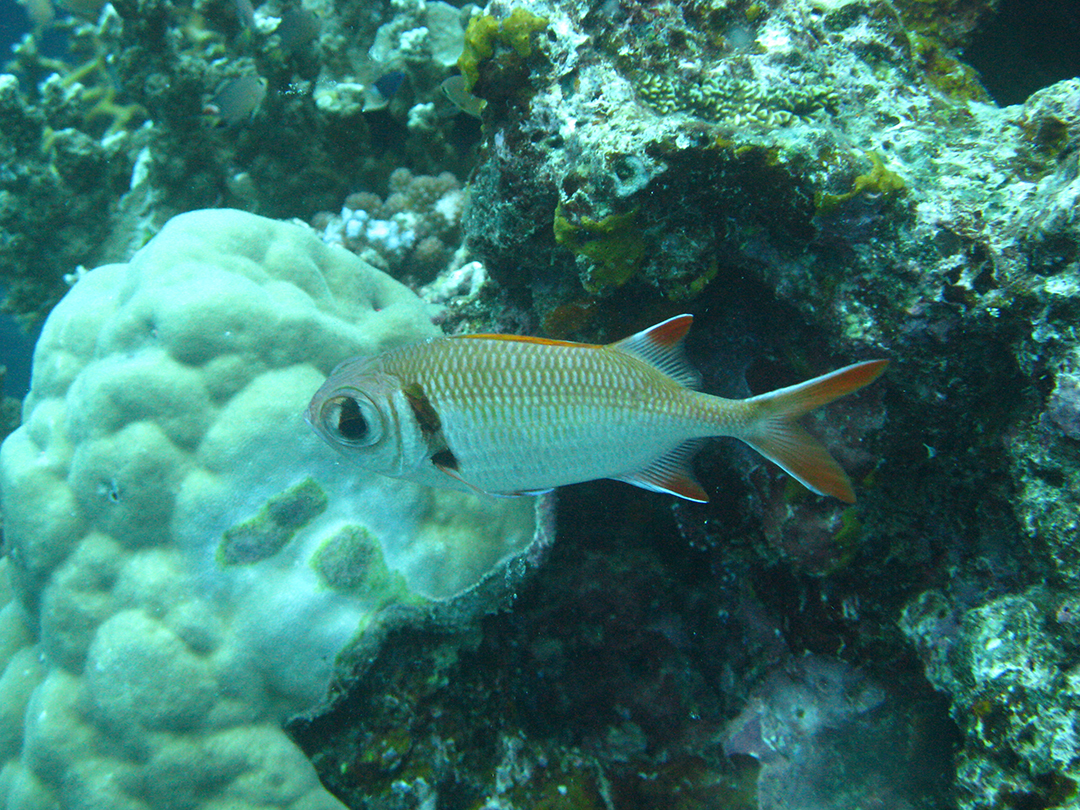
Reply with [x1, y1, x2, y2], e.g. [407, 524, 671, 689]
[1, 0, 1080, 805]
[0, 0, 480, 321]
[0, 71, 137, 324]
[0, 210, 550, 810]
[434, 1, 1080, 807]
[290, 482, 955, 810]
[901, 587, 1080, 808]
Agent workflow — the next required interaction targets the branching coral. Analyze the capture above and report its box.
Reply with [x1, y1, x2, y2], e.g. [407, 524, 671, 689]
[316, 167, 465, 282]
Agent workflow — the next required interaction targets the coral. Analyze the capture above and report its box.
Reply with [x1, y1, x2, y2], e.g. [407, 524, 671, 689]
[444, 1, 1080, 806]
[4, 0, 1080, 806]
[290, 479, 950, 810]
[0, 0, 486, 318]
[0, 71, 137, 324]
[1045, 372, 1080, 440]
[901, 588, 1080, 810]
[637, 61, 839, 124]
[317, 167, 465, 282]
[814, 151, 907, 216]
[0, 210, 550, 810]
[891, 0, 1000, 51]
[369, 0, 468, 74]
[722, 655, 892, 809]
[909, 33, 992, 102]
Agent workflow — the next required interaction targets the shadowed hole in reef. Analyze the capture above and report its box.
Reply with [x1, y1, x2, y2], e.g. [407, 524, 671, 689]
[963, 0, 1080, 105]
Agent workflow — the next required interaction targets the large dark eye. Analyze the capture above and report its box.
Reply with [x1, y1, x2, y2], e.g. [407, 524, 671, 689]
[321, 395, 383, 447]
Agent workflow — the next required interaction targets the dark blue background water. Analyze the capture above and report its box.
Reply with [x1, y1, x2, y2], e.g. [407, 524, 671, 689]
[1, 0, 46, 398]
[0, 0, 29, 54]
[0, 313, 35, 398]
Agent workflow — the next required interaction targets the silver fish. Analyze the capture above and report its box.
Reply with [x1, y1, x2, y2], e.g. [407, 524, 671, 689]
[306, 315, 887, 502]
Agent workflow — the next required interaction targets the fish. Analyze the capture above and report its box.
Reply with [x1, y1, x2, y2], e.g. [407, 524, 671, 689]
[306, 315, 888, 503]
[362, 70, 408, 112]
[204, 75, 267, 126]
[440, 75, 485, 118]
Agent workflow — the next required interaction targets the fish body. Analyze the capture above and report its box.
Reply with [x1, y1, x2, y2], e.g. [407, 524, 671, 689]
[306, 315, 887, 503]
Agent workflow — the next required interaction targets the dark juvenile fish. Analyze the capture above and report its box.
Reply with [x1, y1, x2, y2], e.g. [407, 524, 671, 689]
[206, 75, 267, 125]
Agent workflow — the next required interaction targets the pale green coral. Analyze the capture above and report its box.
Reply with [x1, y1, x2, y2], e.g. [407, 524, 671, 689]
[0, 210, 549, 810]
[636, 63, 839, 125]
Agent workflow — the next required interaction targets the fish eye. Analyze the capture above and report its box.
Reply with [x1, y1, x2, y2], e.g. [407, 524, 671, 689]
[321, 394, 384, 447]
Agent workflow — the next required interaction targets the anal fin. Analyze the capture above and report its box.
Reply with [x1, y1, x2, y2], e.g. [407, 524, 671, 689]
[615, 439, 709, 503]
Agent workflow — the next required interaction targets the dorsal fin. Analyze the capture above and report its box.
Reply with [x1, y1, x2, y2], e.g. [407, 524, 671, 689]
[453, 333, 599, 348]
[610, 314, 701, 389]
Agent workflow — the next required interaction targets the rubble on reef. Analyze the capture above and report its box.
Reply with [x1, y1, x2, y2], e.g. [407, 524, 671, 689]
[2, 0, 1080, 807]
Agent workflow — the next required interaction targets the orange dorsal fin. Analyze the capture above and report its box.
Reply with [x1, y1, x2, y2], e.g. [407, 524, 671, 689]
[610, 314, 701, 389]
[616, 438, 709, 503]
[453, 333, 600, 348]
[740, 360, 888, 503]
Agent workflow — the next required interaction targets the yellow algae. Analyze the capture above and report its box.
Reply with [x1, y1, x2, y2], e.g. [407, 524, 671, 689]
[457, 9, 548, 91]
[553, 203, 645, 290]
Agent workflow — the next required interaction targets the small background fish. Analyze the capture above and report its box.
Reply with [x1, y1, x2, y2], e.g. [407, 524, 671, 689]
[307, 315, 887, 503]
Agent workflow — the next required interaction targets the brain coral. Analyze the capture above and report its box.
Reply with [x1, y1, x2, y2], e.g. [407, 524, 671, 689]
[0, 209, 548, 810]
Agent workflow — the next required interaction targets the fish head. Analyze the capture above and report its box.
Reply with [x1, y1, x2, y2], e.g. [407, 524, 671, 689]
[306, 356, 423, 478]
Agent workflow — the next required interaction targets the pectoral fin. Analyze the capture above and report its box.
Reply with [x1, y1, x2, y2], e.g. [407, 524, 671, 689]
[431, 450, 501, 500]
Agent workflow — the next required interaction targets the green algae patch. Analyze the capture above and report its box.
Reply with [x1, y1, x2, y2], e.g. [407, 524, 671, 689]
[458, 9, 549, 91]
[553, 203, 646, 291]
[219, 477, 328, 565]
[507, 757, 606, 810]
[311, 524, 411, 602]
[815, 151, 906, 215]
[666, 259, 719, 301]
[910, 33, 990, 103]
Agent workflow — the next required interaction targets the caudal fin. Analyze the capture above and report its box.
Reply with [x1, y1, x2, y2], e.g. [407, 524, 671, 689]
[740, 360, 888, 503]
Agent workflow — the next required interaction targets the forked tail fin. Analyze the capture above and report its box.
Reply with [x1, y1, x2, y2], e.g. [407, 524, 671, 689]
[739, 360, 889, 503]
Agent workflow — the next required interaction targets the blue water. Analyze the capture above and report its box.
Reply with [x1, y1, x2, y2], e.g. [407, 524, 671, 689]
[0, 0, 29, 55]
[0, 312, 35, 399]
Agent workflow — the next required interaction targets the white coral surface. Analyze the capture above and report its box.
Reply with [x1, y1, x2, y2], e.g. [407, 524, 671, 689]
[0, 209, 543, 810]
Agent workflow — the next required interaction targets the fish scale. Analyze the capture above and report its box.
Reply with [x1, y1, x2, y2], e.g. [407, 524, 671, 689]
[306, 315, 888, 503]
[393, 339, 684, 492]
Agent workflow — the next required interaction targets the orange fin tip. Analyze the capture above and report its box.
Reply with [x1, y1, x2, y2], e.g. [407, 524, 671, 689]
[741, 359, 888, 503]
[611, 314, 701, 389]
